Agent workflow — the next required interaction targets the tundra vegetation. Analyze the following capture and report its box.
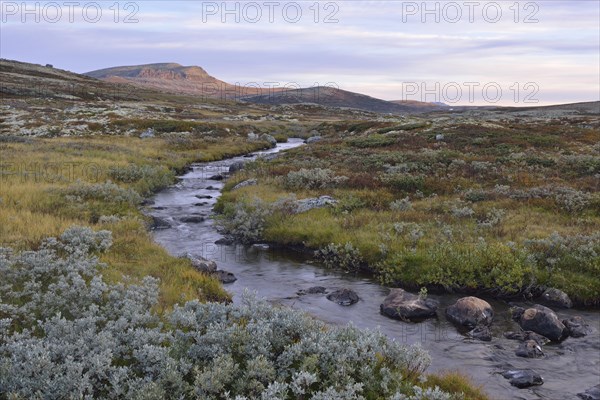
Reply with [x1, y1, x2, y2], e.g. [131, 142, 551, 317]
[0, 124, 486, 398]
[218, 117, 600, 306]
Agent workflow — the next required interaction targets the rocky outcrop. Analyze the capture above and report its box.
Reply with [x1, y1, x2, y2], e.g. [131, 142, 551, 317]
[213, 270, 237, 284]
[150, 216, 170, 230]
[445, 296, 494, 328]
[229, 160, 246, 173]
[305, 136, 322, 144]
[501, 370, 543, 388]
[232, 179, 258, 190]
[326, 288, 359, 306]
[540, 288, 572, 308]
[295, 196, 337, 213]
[186, 254, 217, 273]
[512, 305, 568, 342]
[380, 289, 439, 321]
[260, 133, 277, 147]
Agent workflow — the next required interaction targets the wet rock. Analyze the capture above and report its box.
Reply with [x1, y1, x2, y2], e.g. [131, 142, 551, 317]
[232, 179, 258, 190]
[212, 270, 237, 284]
[563, 316, 590, 338]
[180, 216, 205, 223]
[295, 196, 337, 213]
[380, 288, 439, 321]
[209, 174, 225, 181]
[150, 216, 170, 230]
[215, 237, 235, 245]
[540, 288, 572, 309]
[501, 369, 543, 388]
[515, 340, 544, 358]
[467, 326, 492, 341]
[186, 254, 217, 273]
[504, 331, 550, 346]
[512, 304, 567, 342]
[260, 133, 277, 147]
[229, 161, 246, 173]
[195, 194, 212, 199]
[252, 243, 270, 250]
[326, 288, 359, 306]
[152, 206, 166, 210]
[305, 136, 322, 144]
[193, 202, 208, 206]
[578, 385, 600, 400]
[205, 186, 219, 190]
[445, 296, 494, 328]
[297, 286, 327, 296]
[141, 199, 155, 206]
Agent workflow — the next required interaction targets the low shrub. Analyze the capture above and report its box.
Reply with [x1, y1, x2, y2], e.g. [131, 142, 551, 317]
[285, 168, 348, 190]
[315, 242, 365, 272]
[0, 227, 450, 400]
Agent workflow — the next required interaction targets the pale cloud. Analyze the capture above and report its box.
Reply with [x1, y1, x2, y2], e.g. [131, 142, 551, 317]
[0, 0, 598, 105]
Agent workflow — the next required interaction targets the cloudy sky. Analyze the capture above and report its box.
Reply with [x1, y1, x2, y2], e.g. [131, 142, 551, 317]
[2, 0, 599, 105]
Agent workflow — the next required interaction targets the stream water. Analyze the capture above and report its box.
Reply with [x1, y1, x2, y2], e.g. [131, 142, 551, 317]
[149, 139, 600, 400]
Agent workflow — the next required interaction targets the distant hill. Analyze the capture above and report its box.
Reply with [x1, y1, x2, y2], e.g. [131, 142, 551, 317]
[240, 86, 439, 114]
[85, 63, 265, 99]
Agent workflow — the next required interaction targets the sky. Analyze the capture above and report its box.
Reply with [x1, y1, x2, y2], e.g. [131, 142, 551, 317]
[1, 0, 599, 105]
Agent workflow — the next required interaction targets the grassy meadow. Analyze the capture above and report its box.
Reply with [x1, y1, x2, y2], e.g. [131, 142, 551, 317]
[0, 133, 272, 310]
[218, 118, 600, 306]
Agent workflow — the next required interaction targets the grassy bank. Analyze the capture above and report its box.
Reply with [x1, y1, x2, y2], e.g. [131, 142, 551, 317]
[0, 134, 271, 310]
[217, 118, 600, 306]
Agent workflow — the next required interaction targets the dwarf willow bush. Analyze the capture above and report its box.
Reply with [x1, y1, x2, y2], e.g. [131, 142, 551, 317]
[1, 227, 448, 400]
[285, 168, 348, 190]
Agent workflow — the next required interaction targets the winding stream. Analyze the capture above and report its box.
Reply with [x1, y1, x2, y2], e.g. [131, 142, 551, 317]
[149, 139, 600, 400]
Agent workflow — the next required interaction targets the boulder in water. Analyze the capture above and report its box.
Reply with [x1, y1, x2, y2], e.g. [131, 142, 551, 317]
[563, 316, 590, 338]
[326, 288, 359, 306]
[515, 340, 544, 358]
[540, 288, 572, 309]
[150, 216, 170, 230]
[445, 296, 494, 328]
[501, 369, 543, 388]
[380, 288, 438, 321]
[578, 385, 600, 400]
[213, 270, 237, 284]
[512, 304, 567, 342]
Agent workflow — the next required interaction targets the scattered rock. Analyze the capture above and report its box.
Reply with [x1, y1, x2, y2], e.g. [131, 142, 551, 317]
[435, 134, 444, 141]
[229, 161, 246, 173]
[150, 216, 170, 230]
[467, 326, 492, 341]
[232, 179, 258, 190]
[252, 243, 270, 250]
[578, 385, 600, 400]
[212, 270, 237, 284]
[515, 340, 544, 358]
[215, 237, 235, 245]
[247, 132, 258, 141]
[209, 174, 225, 181]
[504, 331, 550, 346]
[140, 128, 155, 138]
[193, 202, 208, 206]
[260, 133, 277, 147]
[195, 194, 212, 199]
[298, 286, 327, 296]
[295, 196, 337, 213]
[512, 304, 567, 342]
[180, 216, 205, 223]
[152, 206, 166, 210]
[380, 289, 439, 321]
[501, 370, 543, 388]
[326, 288, 359, 306]
[445, 296, 494, 328]
[186, 255, 217, 273]
[205, 186, 219, 190]
[540, 288, 573, 309]
[305, 136, 322, 144]
[141, 199, 155, 206]
[563, 316, 590, 338]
